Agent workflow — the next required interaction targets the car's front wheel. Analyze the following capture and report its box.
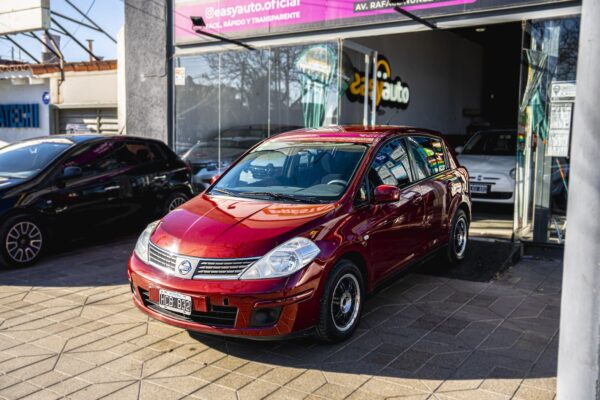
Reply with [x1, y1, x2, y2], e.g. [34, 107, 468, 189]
[316, 260, 364, 342]
[0, 215, 46, 269]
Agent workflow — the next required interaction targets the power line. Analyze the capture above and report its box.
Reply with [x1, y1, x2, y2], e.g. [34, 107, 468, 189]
[62, 0, 98, 50]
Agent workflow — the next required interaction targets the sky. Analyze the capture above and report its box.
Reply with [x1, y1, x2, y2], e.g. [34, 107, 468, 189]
[0, 0, 124, 63]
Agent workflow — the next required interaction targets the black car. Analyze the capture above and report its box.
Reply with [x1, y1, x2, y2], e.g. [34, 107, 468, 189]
[0, 135, 193, 268]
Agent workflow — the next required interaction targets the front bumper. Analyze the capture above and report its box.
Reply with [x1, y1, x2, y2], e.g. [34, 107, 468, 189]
[469, 175, 515, 204]
[128, 254, 323, 338]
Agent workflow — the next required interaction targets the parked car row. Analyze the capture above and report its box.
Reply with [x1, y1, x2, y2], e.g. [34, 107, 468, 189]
[0, 127, 472, 343]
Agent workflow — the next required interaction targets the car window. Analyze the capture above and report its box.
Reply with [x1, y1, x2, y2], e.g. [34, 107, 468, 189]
[122, 141, 160, 164]
[63, 141, 143, 176]
[407, 136, 447, 179]
[0, 139, 72, 179]
[354, 178, 370, 206]
[211, 142, 367, 203]
[368, 138, 412, 189]
[462, 131, 517, 156]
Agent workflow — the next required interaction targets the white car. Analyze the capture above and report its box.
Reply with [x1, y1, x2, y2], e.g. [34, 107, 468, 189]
[456, 130, 516, 204]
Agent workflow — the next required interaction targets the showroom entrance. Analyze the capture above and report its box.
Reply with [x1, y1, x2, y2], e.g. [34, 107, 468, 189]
[173, 3, 580, 245]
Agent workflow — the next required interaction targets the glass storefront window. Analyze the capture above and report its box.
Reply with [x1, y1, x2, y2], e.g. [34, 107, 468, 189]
[514, 16, 580, 244]
[175, 42, 344, 189]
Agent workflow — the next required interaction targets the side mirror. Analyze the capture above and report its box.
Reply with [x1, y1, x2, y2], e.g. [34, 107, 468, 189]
[62, 166, 82, 179]
[455, 146, 464, 155]
[210, 174, 221, 185]
[373, 185, 400, 203]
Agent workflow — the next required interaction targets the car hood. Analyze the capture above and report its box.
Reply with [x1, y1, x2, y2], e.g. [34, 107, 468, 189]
[458, 155, 515, 175]
[151, 194, 337, 259]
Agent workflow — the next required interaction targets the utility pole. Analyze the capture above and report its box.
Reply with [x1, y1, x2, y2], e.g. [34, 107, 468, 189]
[556, 0, 600, 398]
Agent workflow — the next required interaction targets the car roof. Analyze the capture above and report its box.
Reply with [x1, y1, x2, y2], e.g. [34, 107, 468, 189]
[14, 134, 166, 146]
[270, 125, 443, 145]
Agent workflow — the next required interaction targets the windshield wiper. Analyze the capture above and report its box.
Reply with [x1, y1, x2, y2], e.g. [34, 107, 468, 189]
[210, 188, 239, 197]
[241, 192, 321, 204]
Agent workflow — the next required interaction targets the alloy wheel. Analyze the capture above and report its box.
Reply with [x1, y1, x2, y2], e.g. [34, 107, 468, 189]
[454, 216, 468, 258]
[5, 221, 43, 263]
[168, 196, 187, 212]
[330, 273, 361, 332]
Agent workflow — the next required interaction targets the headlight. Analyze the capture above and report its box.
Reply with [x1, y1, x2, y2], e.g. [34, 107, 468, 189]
[509, 168, 516, 179]
[134, 221, 160, 263]
[240, 237, 320, 280]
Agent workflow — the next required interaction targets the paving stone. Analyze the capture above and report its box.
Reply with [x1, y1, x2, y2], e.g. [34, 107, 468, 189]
[68, 380, 134, 400]
[360, 378, 429, 398]
[265, 386, 310, 400]
[0, 381, 42, 399]
[191, 382, 238, 400]
[311, 382, 354, 400]
[514, 383, 556, 400]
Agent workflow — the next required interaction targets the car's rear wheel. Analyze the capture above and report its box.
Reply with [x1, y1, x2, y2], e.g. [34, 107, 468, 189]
[164, 191, 189, 214]
[0, 215, 46, 269]
[315, 260, 364, 342]
[447, 209, 469, 264]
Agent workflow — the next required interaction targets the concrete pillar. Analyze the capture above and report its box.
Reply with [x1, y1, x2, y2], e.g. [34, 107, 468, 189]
[556, 0, 600, 399]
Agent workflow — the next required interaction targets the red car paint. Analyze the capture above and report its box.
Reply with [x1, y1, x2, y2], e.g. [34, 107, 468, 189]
[129, 126, 471, 338]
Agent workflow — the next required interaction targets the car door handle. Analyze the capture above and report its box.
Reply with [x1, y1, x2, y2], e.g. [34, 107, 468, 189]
[104, 185, 121, 191]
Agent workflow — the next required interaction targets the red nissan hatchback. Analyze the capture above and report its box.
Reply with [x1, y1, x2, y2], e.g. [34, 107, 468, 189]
[128, 126, 471, 342]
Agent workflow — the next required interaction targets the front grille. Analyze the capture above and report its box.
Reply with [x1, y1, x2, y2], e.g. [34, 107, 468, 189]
[139, 289, 238, 328]
[194, 258, 259, 278]
[148, 242, 177, 272]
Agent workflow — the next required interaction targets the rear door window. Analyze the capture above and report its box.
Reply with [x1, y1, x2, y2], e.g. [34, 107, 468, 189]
[407, 136, 447, 179]
[368, 138, 413, 189]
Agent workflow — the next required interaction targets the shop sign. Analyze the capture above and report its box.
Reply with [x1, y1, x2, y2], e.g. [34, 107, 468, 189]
[550, 81, 576, 102]
[347, 57, 410, 109]
[0, 104, 40, 128]
[547, 81, 576, 158]
[174, 0, 575, 44]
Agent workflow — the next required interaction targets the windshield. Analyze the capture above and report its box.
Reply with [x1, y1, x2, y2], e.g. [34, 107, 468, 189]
[462, 131, 517, 156]
[210, 141, 368, 203]
[0, 139, 73, 179]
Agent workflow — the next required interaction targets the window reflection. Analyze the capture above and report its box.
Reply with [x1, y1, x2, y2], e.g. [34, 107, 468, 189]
[175, 42, 341, 190]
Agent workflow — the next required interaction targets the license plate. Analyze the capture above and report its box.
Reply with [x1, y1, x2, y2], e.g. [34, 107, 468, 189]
[159, 290, 192, 316]
[470, 183, 489, 194]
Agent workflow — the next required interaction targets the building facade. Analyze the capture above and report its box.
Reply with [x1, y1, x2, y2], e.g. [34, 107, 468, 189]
[124, 0, 582, 244]
[0, 60, 118, 142]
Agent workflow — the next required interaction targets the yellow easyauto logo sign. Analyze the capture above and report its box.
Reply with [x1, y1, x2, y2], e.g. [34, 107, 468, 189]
[348, 57, 410, 109]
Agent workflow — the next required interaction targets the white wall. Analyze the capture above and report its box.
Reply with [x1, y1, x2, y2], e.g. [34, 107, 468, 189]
[354, 30, 483, 135]
[0, 79, 50, 142]
[52, 70, 118, 107]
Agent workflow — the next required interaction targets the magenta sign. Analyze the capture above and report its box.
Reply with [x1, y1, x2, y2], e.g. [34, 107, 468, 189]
[175, 0, 477, 44]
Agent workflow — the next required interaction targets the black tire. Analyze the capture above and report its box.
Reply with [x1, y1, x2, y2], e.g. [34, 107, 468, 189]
[447, 209, 469, 265]
[164, 191, 189, 214]
[315, 259, 364, 343]
[0, 214, 46, 269]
